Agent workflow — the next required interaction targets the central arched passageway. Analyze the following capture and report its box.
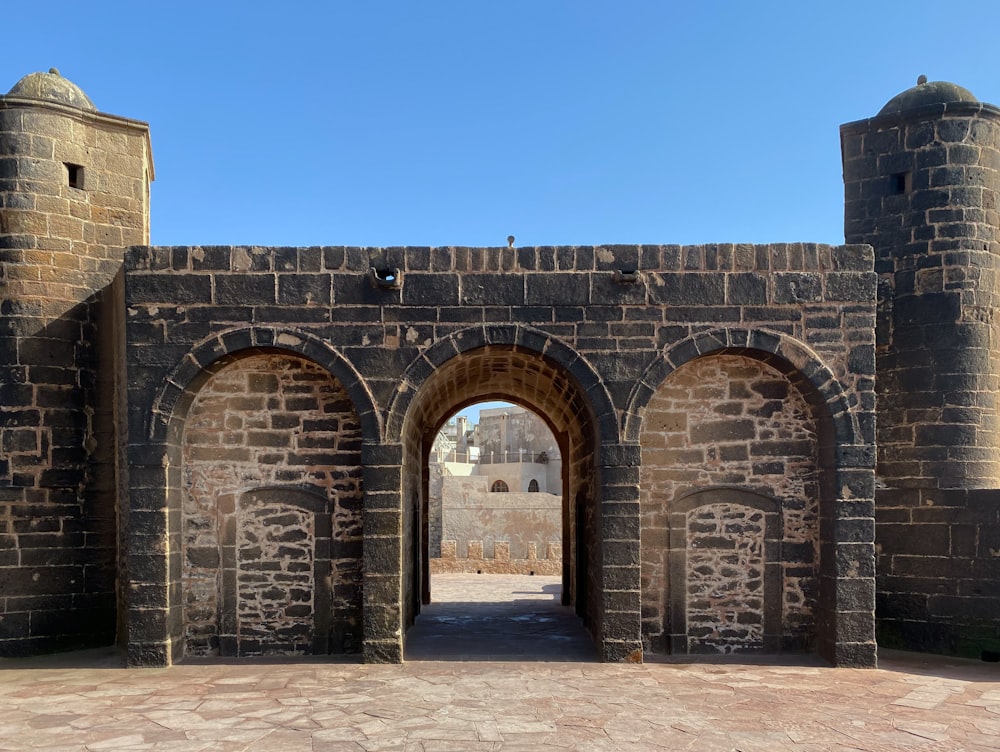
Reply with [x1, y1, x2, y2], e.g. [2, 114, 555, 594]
[389, 336, 613, 659]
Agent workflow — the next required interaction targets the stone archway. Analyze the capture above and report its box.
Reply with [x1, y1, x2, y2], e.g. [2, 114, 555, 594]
[626, 327, 873, 665]
[386, 325, 636, 661]
[400, 346, 595, 628]
[638, 352, 823, 655]
[129, 327, 379, 665]
[180, 352, 363, 658]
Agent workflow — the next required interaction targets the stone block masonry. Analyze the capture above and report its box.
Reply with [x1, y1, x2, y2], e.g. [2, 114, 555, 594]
[122, 242, 877, 667]
[841, 81, 1000, 660]
[875, 487, 1000, 658]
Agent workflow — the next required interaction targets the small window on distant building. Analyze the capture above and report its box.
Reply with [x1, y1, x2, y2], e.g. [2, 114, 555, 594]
[528, 479, 539, 492]
[65, 163, 85, 190]
[491, 480, 509, 493]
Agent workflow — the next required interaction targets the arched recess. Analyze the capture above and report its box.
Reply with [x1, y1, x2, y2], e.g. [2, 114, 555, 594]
[385, 324, 628, 660]
[670, 488, 782, 654]
[627, 327, 871, 663]
[129, 327, 378, 664]
[215, 485, 332, 656]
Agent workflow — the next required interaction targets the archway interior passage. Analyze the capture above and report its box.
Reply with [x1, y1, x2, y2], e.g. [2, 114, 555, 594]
[398, 346, 603, 659]
[411, 399, 583, 660]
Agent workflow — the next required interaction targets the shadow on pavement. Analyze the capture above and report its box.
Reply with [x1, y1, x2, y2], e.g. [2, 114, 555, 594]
[404, 596, 597, 662]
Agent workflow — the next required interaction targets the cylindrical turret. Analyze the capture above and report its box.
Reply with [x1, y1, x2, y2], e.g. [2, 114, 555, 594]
[0, 69, 152, 655]
[841, 77, 1000, 490]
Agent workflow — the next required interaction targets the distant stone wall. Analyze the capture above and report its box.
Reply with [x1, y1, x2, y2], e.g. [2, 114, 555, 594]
[432, 539, 562, 576]
[442, 482, 563, 560]
[478, 409, 555, 458]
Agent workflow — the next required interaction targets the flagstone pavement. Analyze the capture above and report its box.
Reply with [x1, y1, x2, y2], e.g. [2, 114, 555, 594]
[1, 574, 998, 751]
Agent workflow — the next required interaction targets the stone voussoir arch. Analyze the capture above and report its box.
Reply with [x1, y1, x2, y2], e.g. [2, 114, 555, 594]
[673, 485, 780, 516]
[148, 325, 380, 445]
[622, 326, 858, 449]
[384, 322, 619, 448]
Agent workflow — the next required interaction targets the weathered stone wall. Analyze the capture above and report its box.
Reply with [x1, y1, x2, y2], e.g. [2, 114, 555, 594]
[236, 503, 313, 649]
[432, 539, 562, 576]
[639, 354, 820, 654]
[875, 487, 1000, 658]
[439, 480, 560, 560]
[0, 91, 151, 655]
[121, 242, 876, 666]
[686, 503, 767, 651]
[427, 457, 560, 557]
[181, 353, 362, 656]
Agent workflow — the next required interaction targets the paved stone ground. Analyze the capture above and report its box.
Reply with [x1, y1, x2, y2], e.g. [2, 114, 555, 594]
[1, 574, 998, 751]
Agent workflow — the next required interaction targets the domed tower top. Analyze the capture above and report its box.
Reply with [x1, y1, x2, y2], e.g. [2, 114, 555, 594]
[6, 67, 96, 111]
[877, 74, 978, 116]
[842, 74, 1000, 491]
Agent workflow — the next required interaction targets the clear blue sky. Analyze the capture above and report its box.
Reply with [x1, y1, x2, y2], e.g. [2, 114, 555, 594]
[4, 2, 1000, 250]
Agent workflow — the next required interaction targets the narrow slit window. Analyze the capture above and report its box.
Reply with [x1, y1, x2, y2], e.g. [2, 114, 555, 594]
[891, 171, 910, 195]
[65, 163, 85, 190]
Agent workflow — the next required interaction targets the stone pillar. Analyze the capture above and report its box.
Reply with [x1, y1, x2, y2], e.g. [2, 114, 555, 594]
[361, 442, 404, 663]
[599, 443, 643, 663]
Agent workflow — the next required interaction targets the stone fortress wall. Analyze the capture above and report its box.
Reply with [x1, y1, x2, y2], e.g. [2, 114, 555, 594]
[0, 69, 997, 666]
[21, 234, 885, 666]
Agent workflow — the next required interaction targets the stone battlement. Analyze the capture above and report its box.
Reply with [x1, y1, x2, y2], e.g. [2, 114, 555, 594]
[431, 540, 562, 576]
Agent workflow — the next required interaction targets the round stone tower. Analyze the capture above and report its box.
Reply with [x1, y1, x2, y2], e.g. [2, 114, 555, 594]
[0, 69, 152, 655]
[841, 77, 1000, 490]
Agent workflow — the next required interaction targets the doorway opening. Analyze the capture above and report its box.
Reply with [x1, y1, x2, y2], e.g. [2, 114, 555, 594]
[395, 344, 604, 660]
[407, 400, 591, 659]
